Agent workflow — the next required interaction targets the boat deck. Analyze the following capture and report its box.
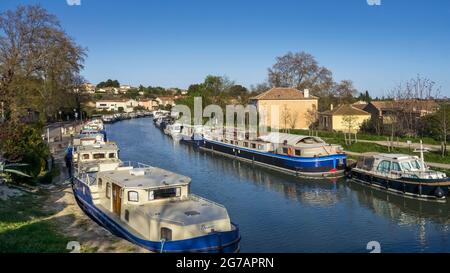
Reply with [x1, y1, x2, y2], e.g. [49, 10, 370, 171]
[135, 195, 230, 226]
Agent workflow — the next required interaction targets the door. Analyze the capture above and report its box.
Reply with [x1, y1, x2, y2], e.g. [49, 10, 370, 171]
[112, 184, 122, 216]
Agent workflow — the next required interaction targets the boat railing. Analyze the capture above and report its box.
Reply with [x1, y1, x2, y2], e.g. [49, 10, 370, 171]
[74, 170, 98, 186]
[119, 161, 153, 169]
[190, 194, 226, 209]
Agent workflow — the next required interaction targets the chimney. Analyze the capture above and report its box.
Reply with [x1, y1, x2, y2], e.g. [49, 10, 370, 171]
[304, 89, 310, 98]
[330, 104, 334, 111]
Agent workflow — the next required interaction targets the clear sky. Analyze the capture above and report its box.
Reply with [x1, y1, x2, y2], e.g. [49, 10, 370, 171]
[1, 0, 449, 97]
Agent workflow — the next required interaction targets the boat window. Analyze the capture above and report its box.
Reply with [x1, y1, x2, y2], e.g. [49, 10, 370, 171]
[109, 153, 115, 159]
[82, 154, 90, 160]
[93, 153, 106, 160]
[161, 228, 172, 241]
[391, 162, 401, 172]
[230, 140, 234, 145]
[401, 162, 412, 171]
[410, 160, 421, 170]
[295, 150, 301, 156]
[106, 183, 111, 199]
[149, 188, 178, 200]
[128, 191, 139, 202]
[98, 178, 103, 189]
[258, 144, 263, 150]
[251, 143, 257, 149]
[282, 148, 289, 154]
[377, 160, 391, 173]
[243, 142, 249, 147]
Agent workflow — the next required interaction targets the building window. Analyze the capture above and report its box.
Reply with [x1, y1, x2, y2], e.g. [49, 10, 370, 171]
[128, 191, 139, 202]
[106, 183, 111, 199]
[161, 228, 172, 241]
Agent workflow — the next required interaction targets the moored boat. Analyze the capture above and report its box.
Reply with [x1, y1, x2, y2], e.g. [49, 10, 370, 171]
[348, 152, 449, 201]
[198, 131, 347, 178]
[72, 161, 241, 253]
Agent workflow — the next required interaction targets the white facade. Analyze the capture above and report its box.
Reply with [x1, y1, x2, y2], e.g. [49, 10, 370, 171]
[96, 99, 138, 113]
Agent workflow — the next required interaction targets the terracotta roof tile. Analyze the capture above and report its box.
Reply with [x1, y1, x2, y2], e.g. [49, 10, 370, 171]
[321, 104, 370, 116]
[251, 87, 317, 100]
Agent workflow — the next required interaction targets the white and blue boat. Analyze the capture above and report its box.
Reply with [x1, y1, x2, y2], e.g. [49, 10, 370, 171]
[72, 161, 241, 253]
[198, 131, 347, 178]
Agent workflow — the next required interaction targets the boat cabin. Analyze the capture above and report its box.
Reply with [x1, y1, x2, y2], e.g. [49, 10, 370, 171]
[73, 130, 106, 146]
[73, 143, 120, 168]
[356, 153, 447, 179]
[93, 165, 232, 241]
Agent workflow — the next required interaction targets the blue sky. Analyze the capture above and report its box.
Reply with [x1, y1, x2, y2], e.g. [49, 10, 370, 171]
[1, 0, 449, 97]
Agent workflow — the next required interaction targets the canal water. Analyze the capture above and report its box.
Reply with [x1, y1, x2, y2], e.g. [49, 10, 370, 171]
[106, 118, 450, 253]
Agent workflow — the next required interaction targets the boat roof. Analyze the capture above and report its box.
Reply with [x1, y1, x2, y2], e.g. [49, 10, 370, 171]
[139, 196, 229, 225]
[258, 132, 326, 146]
[76, 143, 118, 152]
[360, 153, 418, 161]
[100, 167, 191, 189]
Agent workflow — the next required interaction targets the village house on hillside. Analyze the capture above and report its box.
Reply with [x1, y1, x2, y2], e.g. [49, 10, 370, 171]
[250, 87, 318, 130]
[154, 96, 176, 108]
[81, 82, 96, 94]
[319, 104, 371, 133]
[95, 99, 139, 113]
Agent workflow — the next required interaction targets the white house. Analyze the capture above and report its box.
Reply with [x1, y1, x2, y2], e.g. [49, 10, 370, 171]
[119, 85, 133, 93]
[96, 99, 138, 113]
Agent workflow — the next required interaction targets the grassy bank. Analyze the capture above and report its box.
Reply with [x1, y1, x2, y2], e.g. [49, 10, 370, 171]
[329, 139, 450, 165]
[290, 129, 442, 146]
[0, 190, 72, 253]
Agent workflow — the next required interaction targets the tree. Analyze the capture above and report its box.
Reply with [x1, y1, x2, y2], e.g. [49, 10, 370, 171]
[387, 75, 440, 137]
[268, 51, 334, 97]
[334, 80, 358, 104]
[304, 108, 318, 135]
[0, 5, 86, 122]
[97, 79, 120, 88]
[281, 104, 292, 133]
[420, 104, 450, 156]
[341, 115, 359, 145]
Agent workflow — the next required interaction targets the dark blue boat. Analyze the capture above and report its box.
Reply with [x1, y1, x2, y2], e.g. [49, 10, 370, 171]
[198, 133, 347, 178]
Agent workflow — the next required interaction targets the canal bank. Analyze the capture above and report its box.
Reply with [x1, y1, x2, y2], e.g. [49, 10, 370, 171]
[106, 117, 450, 253]
[0, 128, 148, 253]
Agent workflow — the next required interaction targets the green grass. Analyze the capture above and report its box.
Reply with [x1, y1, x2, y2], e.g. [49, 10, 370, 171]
[327, 138, 450, 165]
[0, 191, 72, 253]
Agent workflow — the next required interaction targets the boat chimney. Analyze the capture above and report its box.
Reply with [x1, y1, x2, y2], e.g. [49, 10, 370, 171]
[304, 89, 310, 98]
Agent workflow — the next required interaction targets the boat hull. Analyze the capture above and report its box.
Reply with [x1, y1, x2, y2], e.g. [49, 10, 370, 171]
[71, 178, 241, 253]
[198, 139, 347, 178]
[349, 168, 450, 202]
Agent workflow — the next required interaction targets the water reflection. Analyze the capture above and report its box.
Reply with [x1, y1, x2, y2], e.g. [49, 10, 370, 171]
[106, 118, 450, 252]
